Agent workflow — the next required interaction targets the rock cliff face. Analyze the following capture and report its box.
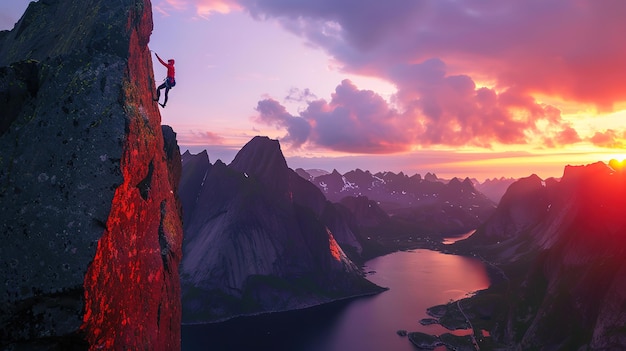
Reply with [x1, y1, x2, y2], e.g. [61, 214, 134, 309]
[473, 174, 552, 246]
[339, 195, 390, 228]
[0, 0, 182, 350]
[456, 162, 626, 349]
[179, 136, 383, 323]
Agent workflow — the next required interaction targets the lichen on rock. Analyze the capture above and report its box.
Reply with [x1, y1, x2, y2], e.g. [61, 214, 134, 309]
[0, 0, 183, 349]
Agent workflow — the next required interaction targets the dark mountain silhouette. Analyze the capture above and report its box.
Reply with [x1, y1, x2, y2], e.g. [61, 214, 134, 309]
[0, 0, 183, 350]
[179, 150, 212, 226]
[450, 162, 626, 349]
[295, 168, 329, 180]
[308, 168, 497, 238]
[469, 174, 553, 246]
[339, 195, 390, 228]
[472, 177, 518, 204]
[179, 136, 384, 323]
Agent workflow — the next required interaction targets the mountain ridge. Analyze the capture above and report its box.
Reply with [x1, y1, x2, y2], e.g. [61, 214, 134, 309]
[450, 161, 626, 349]
[301, 166, 497, 238]
[179, 136, 384, 323]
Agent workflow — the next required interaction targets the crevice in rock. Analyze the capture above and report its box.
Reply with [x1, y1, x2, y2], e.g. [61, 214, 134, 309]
[158, 200, 170, 273]
[157, 302, 162, 329]
[136, 159, 154, 201]
[0, 60, 40, 136]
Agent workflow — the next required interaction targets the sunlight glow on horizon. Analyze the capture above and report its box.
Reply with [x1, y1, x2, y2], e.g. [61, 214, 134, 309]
[4, 1, 626, 182]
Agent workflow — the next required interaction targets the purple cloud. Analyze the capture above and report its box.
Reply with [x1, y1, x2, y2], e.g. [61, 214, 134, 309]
[238, 0, 626, 110]
[253, 76, 578, 153]
[254, 98, 311, 148]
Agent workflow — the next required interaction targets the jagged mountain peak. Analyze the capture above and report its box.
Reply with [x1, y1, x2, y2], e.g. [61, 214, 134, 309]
[424, 172, 438, 182]
[499, 174, 544, 204]
[179, 150, 212, 226]
[229, 136, 289, 194]
[331, 169, 342, 176]
[348, 168, 371, 176]
[410, 173, 422, 181]
[230, 136, 286, 169]
[181, 149, 209, 166]
[446, 177, 475, 190]
[448, 177, 462, 185]
[180, 137, 382, 322]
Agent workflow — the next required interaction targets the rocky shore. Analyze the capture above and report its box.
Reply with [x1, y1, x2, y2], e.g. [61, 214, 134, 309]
[408, 332, 474, 350]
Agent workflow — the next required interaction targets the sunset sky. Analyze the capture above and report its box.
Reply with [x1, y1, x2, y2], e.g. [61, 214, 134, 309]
[3, 0, 626, 180]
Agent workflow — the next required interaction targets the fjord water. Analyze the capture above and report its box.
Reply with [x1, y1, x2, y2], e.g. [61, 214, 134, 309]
[182, 249, 489, 351]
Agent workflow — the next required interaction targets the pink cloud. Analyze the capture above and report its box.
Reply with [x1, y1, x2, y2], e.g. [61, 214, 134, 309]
[589, 129, 626, 148]
[239, 0, 626, 111]
[253, 76, 578, 153]
[154, 0, 240, 18]
[553, 125, 582, 146]
[195, 0, 242, 17]
[300, 80, 411, 153]
[388, 60, 573, 147]
[254, 80, 410, 153]
[178, 130, 227, 145]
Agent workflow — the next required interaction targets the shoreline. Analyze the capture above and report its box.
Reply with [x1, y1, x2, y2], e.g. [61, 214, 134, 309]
[183, 245, 498, 350]
[183, 237, 494, 331]
[181, 287, 387, 326]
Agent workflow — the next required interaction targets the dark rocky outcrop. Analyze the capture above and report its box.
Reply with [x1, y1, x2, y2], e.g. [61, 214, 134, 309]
[179, 136, 384, 323]
[452, 162, 626, 349]
[339, 195, 390, 228]
[179, 150, 212, 226]
[473, 176, 518, 204]
[470, 174, 551, 246]
[0, 0, 182, 350]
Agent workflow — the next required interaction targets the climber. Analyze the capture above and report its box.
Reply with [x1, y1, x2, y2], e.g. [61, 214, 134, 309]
[153, 51, 176, 108]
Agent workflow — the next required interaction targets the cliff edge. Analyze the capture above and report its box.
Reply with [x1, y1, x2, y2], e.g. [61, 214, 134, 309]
[0, 0, 182, 350]
[453, 162, 626, 349]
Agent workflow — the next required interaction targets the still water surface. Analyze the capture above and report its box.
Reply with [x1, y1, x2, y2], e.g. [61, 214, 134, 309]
[182, 249, 489, 351]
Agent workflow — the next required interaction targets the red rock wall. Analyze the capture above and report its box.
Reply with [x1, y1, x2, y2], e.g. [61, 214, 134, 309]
[81, 1, 182, 349]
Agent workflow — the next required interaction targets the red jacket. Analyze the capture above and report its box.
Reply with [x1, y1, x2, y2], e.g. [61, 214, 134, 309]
[157, 55, 175, 79]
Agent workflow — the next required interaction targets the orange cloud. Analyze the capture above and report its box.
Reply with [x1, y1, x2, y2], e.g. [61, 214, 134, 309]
[253, 76, 579, 154]
[589, 129, 626, 149]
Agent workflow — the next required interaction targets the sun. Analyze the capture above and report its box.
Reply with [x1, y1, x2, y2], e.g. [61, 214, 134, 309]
[607, 158, 626, 172]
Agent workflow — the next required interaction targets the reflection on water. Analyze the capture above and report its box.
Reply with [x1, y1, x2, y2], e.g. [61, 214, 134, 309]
[183, 249, 489, 351]
[442, 229, 476, 245]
